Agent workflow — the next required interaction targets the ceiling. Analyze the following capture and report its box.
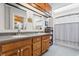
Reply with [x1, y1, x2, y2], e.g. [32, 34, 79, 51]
[52, 3, 72, 10]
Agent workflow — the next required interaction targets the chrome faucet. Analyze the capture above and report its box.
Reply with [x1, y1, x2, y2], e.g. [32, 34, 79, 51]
[17, 29, 21, 35]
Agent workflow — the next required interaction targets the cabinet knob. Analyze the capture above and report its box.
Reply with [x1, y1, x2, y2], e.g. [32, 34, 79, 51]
[21, 49, 23, 51]
[18, 50, 20, 52]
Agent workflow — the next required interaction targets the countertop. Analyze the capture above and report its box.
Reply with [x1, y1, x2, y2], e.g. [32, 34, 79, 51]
[0, 33, 50, 44]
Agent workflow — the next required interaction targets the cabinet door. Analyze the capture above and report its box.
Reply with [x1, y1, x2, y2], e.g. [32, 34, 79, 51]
[33, 48, 41, 56]
[20, 46, 32, 56]
[1, 49, 20, 56]
[42, 40, 46, 53]
[45, 39, 50, 50]
[42, 36, 50, 53]
[33, 42, 41, 56]
[33, 37, 41, 56]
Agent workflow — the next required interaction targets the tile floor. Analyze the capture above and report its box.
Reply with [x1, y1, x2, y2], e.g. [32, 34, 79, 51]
[43, 44, 79, 56]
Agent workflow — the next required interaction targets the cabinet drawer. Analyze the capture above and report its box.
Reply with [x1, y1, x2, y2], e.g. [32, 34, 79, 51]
[33, 37, 41, 43]
[42, 36, 50, 40]
[15, 39, 32, 48]
[33, 48, 41, 56]
[1, 49, 19, 56]
[33, 43, 37, 50]
[33, 41, 41, 50]
[37, 41, 41, 49]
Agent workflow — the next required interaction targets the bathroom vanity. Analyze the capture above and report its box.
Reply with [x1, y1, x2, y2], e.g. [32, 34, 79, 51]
[0, 33, 51, 56]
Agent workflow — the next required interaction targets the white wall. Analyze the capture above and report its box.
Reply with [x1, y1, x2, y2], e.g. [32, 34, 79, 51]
[53, 4, 79, 49]
[53, 4, 79, 25]
[53, 15, 79, 24]
[47, 17, 53, 28]
[54, 4, 79, 17]
[0, 4, 5, 30]
[52, 3, 71, 10]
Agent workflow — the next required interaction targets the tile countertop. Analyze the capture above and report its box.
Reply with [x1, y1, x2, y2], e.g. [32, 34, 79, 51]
[0, 33, 51, 44]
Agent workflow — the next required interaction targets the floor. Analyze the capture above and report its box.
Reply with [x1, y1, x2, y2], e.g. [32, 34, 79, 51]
[43, 44, 79, 56]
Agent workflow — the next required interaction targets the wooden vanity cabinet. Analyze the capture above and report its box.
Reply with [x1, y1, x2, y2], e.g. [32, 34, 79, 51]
[42, 35, 50, 53]
[33, 37, 41, 56]
[0, 34, 51, 56]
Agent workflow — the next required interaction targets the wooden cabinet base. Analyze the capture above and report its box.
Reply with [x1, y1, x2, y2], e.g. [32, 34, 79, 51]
[0, 34, 51, 56]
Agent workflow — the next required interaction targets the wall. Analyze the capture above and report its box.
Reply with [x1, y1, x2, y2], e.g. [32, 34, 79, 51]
[53, 4, 79, 24]
[0, 4, 5, 30]
[52, 3, 71, 10]
[47, 17, 53, 28]
[53, 4, 79, 49]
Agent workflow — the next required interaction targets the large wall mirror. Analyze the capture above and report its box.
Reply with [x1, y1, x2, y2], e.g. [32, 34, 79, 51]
[1, 3, 47, 32]
[4, 4, 27, 31]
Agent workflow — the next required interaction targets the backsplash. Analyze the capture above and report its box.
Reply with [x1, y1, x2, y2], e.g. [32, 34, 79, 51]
[0, 30, 44, 36]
